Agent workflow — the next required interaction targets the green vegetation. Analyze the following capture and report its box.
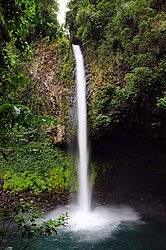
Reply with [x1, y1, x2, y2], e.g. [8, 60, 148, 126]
[0, 0, 165, 199]
[0, 200, 68, 249]
[0, 1, 165, 248]
[66, 0, 166, 137]
[0, 0, 75, 193]
[0, 0, 74, 241]
[0, 0, 61, 137]
[0, 135, 75, 194]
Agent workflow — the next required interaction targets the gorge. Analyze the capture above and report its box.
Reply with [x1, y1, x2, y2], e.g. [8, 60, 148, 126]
[0, 0, 166, 249]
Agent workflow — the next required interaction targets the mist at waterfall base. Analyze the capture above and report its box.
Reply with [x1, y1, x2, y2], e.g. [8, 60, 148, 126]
[44, 45, 141, 241]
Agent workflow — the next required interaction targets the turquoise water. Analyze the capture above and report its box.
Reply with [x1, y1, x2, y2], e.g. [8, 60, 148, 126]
[31, 219, 166, 250]
[6, 213, 166, 250]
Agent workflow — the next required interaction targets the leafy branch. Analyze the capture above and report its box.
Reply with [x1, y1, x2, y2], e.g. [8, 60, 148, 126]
[0, 200, 69, 250]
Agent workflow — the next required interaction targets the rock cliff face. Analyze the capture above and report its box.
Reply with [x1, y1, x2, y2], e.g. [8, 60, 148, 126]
[30, 39, 74, 144]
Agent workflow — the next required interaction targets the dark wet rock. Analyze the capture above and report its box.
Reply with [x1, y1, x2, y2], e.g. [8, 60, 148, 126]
[0, 188, 70, 211]
[92, 189, 166, 217]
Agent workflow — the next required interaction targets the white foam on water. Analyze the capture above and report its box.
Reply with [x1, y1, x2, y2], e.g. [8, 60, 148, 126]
[46, 204, 140, 241]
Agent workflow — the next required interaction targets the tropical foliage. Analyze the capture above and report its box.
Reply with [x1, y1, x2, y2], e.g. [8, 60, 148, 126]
[0, 200, 68, 249]
[0, 0, 61, 138]
[0, 0, 76, 194]
[0, 134, 75, 194]
[66, 0, 166, 137]
[0, 2, 74, 247]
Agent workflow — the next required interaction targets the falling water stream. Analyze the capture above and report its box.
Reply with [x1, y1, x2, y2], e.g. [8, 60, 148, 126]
[72, 44, 90, 214]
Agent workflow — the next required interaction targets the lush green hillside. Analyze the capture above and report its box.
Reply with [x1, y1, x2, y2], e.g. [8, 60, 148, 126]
[0, 0, 75, 196]
[66, 0, 166, 137]
[0, 0, 165, 197]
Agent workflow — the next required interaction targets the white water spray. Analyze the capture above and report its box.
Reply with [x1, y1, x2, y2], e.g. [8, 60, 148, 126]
[72, 44, 90, 214]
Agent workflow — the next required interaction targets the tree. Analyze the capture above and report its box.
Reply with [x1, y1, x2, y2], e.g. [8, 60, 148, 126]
[0, 200, 68, 250]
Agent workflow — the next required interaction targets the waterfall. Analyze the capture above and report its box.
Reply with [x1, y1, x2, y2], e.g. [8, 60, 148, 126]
[72, 45, 91, 214]
[47, 45, 140, 236]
